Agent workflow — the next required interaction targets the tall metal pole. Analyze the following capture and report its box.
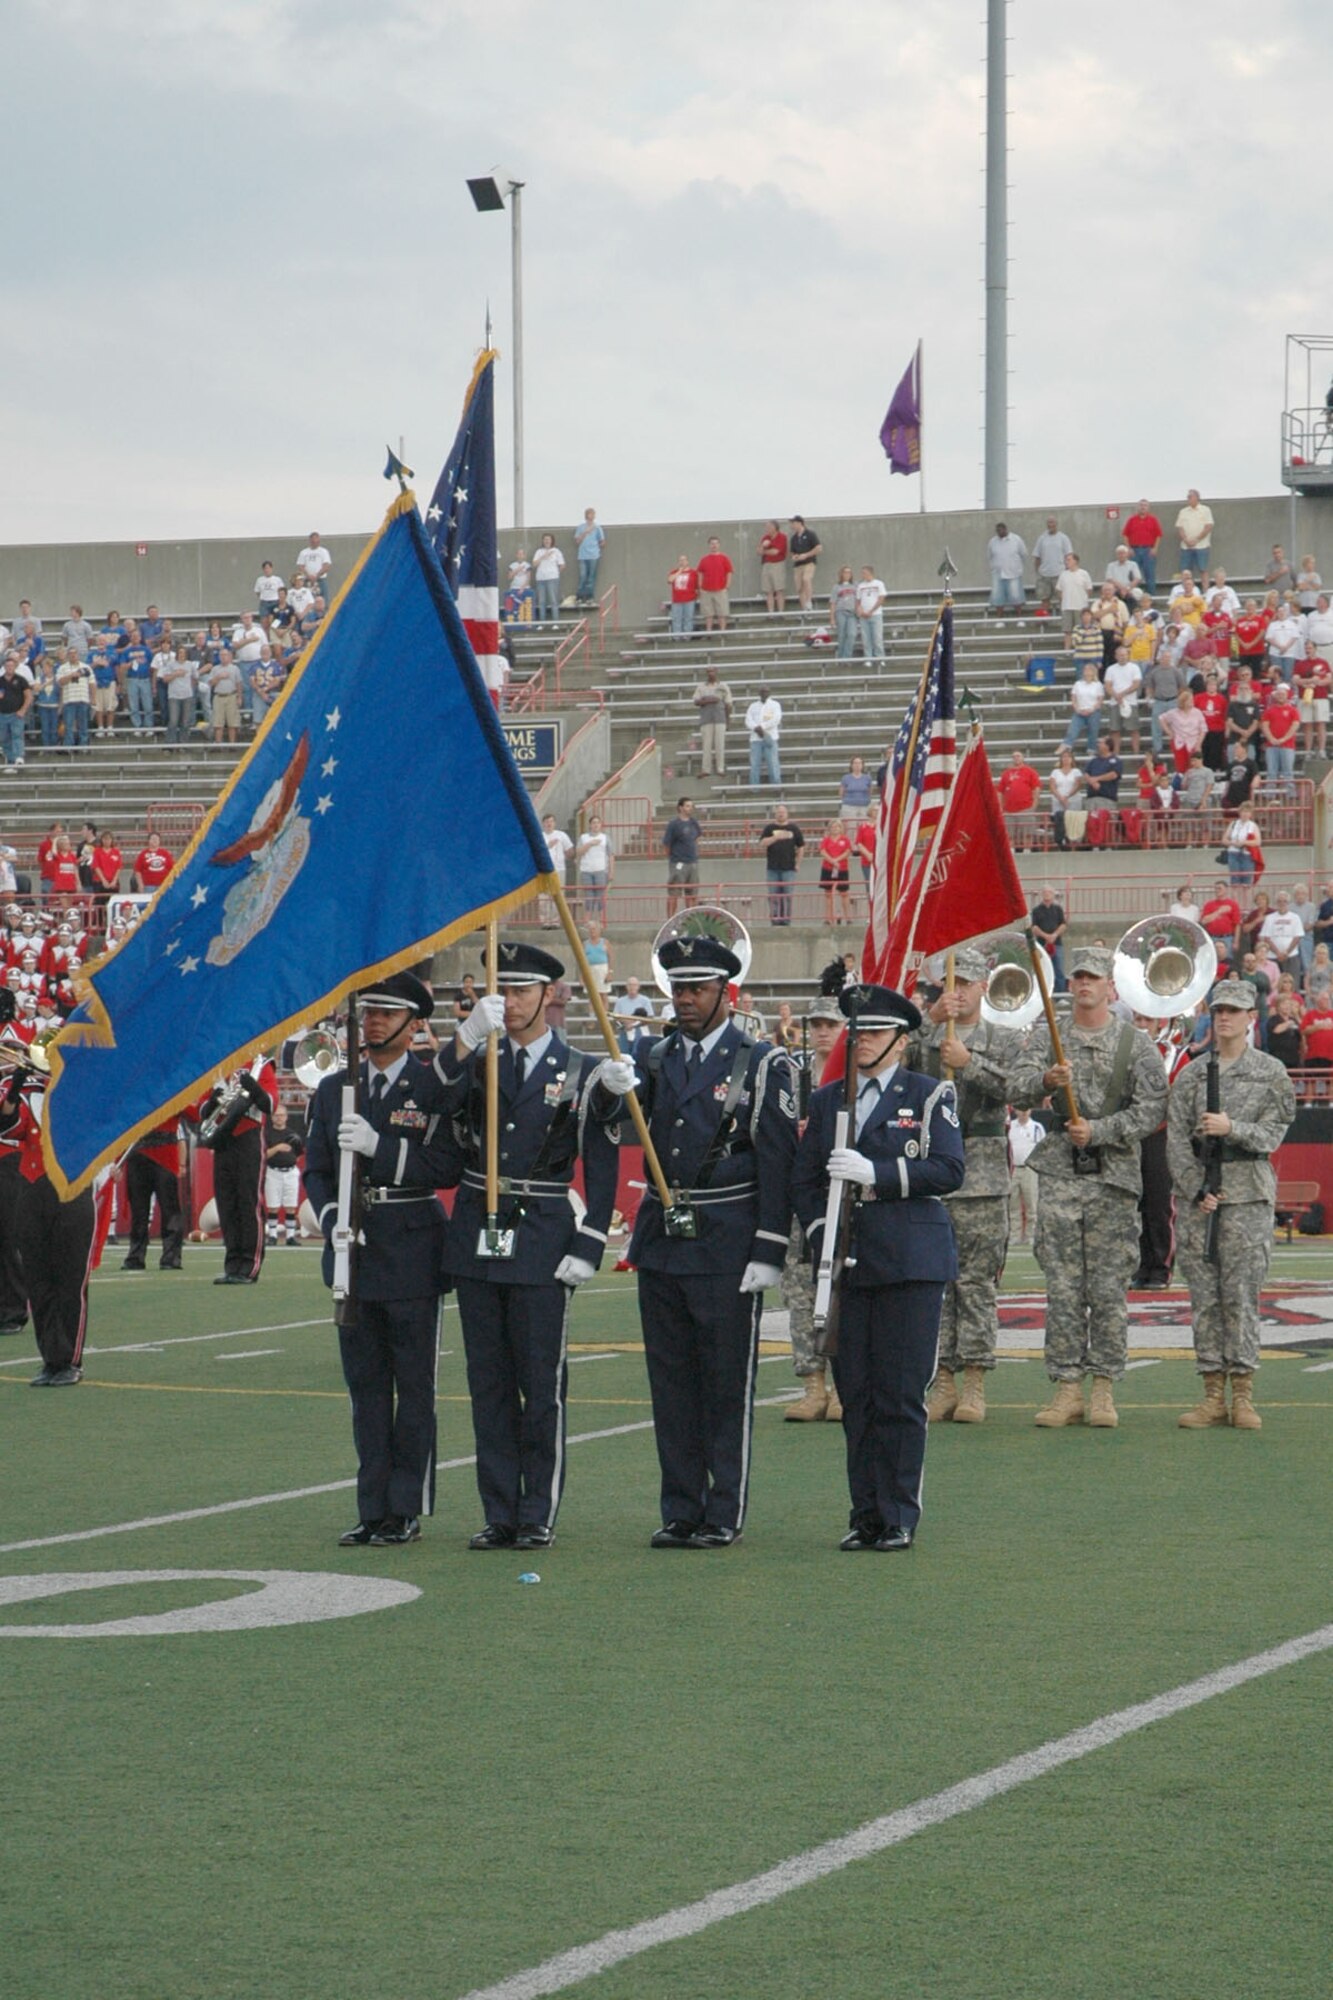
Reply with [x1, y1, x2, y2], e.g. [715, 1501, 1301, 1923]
[510, 178, 525, 534]
[984, 0, 1008, 511]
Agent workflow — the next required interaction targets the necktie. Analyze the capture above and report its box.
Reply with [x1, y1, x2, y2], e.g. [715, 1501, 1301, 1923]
[513, 1048, 527, 1089]
[856, 1079, 880, 1137]
[369, 1073, 385, 1110]
[687, 1043, 702, 1069]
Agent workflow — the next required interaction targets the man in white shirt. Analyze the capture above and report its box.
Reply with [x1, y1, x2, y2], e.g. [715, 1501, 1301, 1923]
[254, 561, 282, 612]
[295, 532, 333, 587]
[1304, 593, 1333, 650]
[1105, 546, 1143, 600]
[1056, 552, 1093, 637]
[1008, 1106, 1045, 1245]
[746, 685, 783, 786]
[1266, 608, 1304, 669]
[855, 568, 886, 661]
[1258, 892, 1305, 977]
[1031, 517, 1073, 607]
[288, 581, 315, 618]
[538, 813, 573, 929]
[1205, 570, 1240, 617]
[986, 522, 1028, 612]
[231, 610, 266, 724]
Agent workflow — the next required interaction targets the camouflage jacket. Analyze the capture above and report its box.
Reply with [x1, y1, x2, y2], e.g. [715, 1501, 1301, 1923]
[908, 1017, 1022, 1200]
[1166, 1046, 1296, 1208]
[1008, 1017, 1167, 1197]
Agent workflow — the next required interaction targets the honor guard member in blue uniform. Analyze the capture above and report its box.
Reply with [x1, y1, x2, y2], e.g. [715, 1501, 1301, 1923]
[430, 941, 623, 1551]
[608, 934, 797, 1548]
[792, 984, 964, 1551]
[304, 970, 458, 1548]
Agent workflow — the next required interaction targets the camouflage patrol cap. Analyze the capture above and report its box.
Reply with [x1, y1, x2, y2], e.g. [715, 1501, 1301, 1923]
[806, 998, 843, 1024]
[1210, 977, 1257, 1011]
[951, 946, 989, 983]
[1069, 945, 1114, 978]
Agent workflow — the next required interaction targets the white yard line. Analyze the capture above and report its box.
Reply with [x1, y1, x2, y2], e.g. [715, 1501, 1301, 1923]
[0, 1393, 800, 1556]
[215, 1350, 284, 1362]
[1123, 1358, 1162, 1372]
[1302, 1359, 1333, 1373]
[455, 1623, 1333, 2000]
[0, 1319, 327, 1370]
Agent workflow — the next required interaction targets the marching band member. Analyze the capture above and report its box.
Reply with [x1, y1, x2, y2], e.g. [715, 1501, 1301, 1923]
[121, 1118, 185, 1271]
[0, 1044, 97, 1386]
[429, 941, 622, 1551]
[612, 934, 796, 1549]
[793, 983, 964, 1551]
[304, 970, 458, 1548]
[193, 1050, 278, 1284]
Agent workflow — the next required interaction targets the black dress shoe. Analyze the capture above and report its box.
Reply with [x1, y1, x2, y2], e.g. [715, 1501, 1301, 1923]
[839, 1525, 882, 1551]
[0, 1318, 26, 1335]
[338, 1520, 382, 1547]
[121, 1257, 146, 1271]
[650, 1520, 700, 1549]
[514, 1526, 554, 1549]
[47, 1365, 82, 1387]
[873, 1526, 914, 1552]
[468, 1524, 516, 1550]
[29, 1365, 55, 1387]
[159, 1259, 182, 1271]
[689, 1526, 737, 1548]
[370, 1515, 421, 1545]
[214, 1274, 246, 1285]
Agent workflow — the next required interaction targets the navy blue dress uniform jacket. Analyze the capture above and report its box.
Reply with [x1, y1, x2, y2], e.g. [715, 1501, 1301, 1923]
[427, 1036, 620, 1283]
[792, 1067, 965, 1280]
[304, 1056, 458, 1299]
[623, 1026, 797, 1274]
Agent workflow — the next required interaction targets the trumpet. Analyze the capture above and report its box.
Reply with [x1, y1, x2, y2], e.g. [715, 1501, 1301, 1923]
[0, 1038, 52, 1089]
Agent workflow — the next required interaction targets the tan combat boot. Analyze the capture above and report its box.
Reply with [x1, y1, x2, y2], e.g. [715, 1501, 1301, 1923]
[926, 1367, 959, 1423]
[1178, 1372, 1228, 1428]
[825, 1382, 844, 1422]
[952, 1364, 987, 1424]
[1034, 1379, 1085, 1427]
[784, 1367, 829, 1422]
[1089, 1375, 1119, 1428]
[1229, 1372, 1263, 1431]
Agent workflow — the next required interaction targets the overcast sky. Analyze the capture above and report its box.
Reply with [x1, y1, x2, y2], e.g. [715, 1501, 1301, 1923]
[4, 0, 1329, 545]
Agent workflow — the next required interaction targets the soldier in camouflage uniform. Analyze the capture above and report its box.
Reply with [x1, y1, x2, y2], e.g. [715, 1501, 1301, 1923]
[783, 998, 844, 1422]
[911, 945, 1023, 1425]
[1167, 980, 1296, 1432]
[1008, 944, 1167, 1428]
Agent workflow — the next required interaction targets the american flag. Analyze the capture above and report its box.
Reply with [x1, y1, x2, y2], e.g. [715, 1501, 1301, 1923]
[862, 603, 956, 982]
[424, 349, 504, 701]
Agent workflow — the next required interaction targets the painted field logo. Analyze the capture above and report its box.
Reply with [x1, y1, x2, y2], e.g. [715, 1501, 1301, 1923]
[0, 1569, 420, 1637]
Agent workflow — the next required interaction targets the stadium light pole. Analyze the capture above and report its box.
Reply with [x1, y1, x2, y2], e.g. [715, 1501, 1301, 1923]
[984, 0, 1008, 511]
[466, 168, 526, 532]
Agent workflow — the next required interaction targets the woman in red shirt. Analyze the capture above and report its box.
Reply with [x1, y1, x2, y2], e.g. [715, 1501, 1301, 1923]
[1299, 997, 1333, 1069]
[667, 556, 699, 640]
[91, 833, 123, 916]
[1233, 599, 1270, 675]
[818, 816, 853, 926]
[50, 835, 82, 911]
[759, 520, 788, 615]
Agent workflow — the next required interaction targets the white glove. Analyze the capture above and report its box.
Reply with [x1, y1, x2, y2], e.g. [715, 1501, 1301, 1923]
[458, 991, 506, 1050]
[337, 1113, 379, 1158]
[738, 1261, 783, 1295]
[828, 1147, 876, 1188]
[598, 1057, 639, 1097]
[554, 1255, 597, 1289]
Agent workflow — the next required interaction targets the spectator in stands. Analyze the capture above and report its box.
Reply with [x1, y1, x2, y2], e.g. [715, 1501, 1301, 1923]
[854, 815, 875, 890]
[532, 534, 565, 625]
[789, 517, 822, 611]
[855, 566, 886, 662]
[91, 831, 122, 913]
[57, 650, 92, 750]
[49, 834, 81, 906]
[1293, 643, 1331, 756]
[161, 645, 196, 745]
[1205, 569, 1240, 617]
[1259, 891, 1305, 980]
[1263, 545, 1296, 598]
[1193, 667, 1229, 771]
[1174, 489, 1214, 576]
[667, 554, 699, 639]
[254, 560, 282, 617]
[745, 685, 782, 786]
[697, 536, 734, 633]
[1238, 951, 1273, 1035]
[0, 656, 32, 769]
[1201, 879, 1243, 966]
[985, 521, 1027, 613]
[760, 802, 804, 926]
[1144, 652, 1187, 757]
[1095, 580, 1129, 666]
[1105, 545, 1143, 601]
[505, 548, 533, 622]
[1123, 500, 1164, 596]
[1265, 604, 1304, 677]
[732, 989, 767, 1038]
[1226, 668, 1263, 765]
[1261, 684, 1301, 795]
[121, 625, 155, 735]
[1057, 550, 1093, 643]
[1031, 516, 1072, 610]
[759, 521, 788, 613]
[997, 746, 1042, 839]
[132, 834, 175, 893]
[75, 823, 98, 893]
[1168, 885, 1200, 923]
[288, 577, 315, 619]
[1082, 734, 1123, 823]
[1169, 575, 1206, 628]
[612, 975, 654, 1050]
[250, 646, 286, 719]
[1031, 885, 1067, 991]
[574, 508, 605, 605]
[62, 605, 92, 658]
[453, 974, 478, 1021]
[1070, 606, 1103, 676]
[230, 611, 265, 722]
[296, 532, 333, 591]
[1162, 687, 1207, 773]
[582, 917, 611, 996]
[205, 649, 243, 744]
[1294, 554, 1322, 612]
[662, 797, 702, 915]
[1225, 803, 1263, 893]
[543, 974, 570, 1034]
[1233, 597, 1270, 673]
[33, 655, 60, 749]
[537, 813, 573, 929]
[90, 645, 119, 738]
[1123, 598, 1159, 667]
[818, 817, 853, 926]
[1048, 747, 1083, 852]
[1305, 943, 1332, 1003]
[1267, 992, 1303, 1068]
[691, 666, 733, 775]
[830, 565, 858, 658]
[771, 1000, 800, 1054]
[1299, 991, 1333, 1069]
[839, 755, 873, 817]
[1178, 751, 1214, 812]
[297, 594, 325, 646]
[575, 814, 613, 924]
[1063, 661, 1105, 758]
[1103, 646, 1142, 755]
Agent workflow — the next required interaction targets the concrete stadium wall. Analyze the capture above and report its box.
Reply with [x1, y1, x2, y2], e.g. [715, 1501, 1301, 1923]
[4, 492, 1333, 629]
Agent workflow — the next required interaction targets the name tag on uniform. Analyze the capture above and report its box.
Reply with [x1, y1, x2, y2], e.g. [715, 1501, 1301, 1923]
[544, 1081, 564, 1105]
[390, 1106, 428, 1129]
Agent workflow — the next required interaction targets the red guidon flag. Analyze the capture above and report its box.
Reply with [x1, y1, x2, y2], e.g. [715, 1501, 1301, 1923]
[885, 723, 1027, 982]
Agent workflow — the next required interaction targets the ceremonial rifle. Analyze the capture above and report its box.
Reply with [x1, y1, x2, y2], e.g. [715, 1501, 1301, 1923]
[1198, 1042, 1224, 1264]
[812, 987, 859, 1358]
[332, 998, 362, 1325]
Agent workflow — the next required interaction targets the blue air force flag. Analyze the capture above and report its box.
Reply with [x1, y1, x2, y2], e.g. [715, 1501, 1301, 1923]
[43, 493, 554, 1197]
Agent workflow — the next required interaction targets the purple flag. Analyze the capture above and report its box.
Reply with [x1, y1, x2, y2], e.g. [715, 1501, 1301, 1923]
[879, 344, 921, 475]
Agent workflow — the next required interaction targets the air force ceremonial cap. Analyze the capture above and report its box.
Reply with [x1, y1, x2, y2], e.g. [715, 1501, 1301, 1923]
[357, 969, 435, 1018]
[658, 935, 742, 983]
[839, 982, 922, 1033]
[484, 941, 566, 985]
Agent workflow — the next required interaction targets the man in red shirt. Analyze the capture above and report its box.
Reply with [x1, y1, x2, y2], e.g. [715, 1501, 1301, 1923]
[1300, 997, 1333, 1068]
[1123, 500, 1164, 596]
[1201, 879, 1242, 967]
[1261, 685, 1301, 796]
[133, 837, 176, 892]
[697, 536, 735, 633]
[1293, 645, 1331, 756]
[996, 749, 1042, 845]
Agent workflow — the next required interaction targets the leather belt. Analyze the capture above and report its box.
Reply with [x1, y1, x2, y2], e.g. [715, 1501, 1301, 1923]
[462, 1171, 572, 1198]
[645, 1182, 757, 1207]
[360, 1187, 439, 1207]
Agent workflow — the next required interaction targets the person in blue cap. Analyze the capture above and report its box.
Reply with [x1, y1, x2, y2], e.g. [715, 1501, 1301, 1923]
[792, 982, 965, 1551]
[305, 968, 460, 1547]
[430, 940, 626, 1551]
[604, 932, 797, 1548]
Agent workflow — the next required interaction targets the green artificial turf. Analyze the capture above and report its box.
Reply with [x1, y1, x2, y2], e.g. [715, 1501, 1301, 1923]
[1, 1250, 1329, 2000]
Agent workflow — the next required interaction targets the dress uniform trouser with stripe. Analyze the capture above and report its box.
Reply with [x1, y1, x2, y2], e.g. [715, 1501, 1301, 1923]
[834, 1281, 943, 1535]
[638, 1269, 761, 1534]
[126, 1152, 183, 1265]
[456, 1277, 570, 1532]
[338, 1296, 439, 1524]
[0, 1149, 27, 1322]
[17, 1179, 96, 1372]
